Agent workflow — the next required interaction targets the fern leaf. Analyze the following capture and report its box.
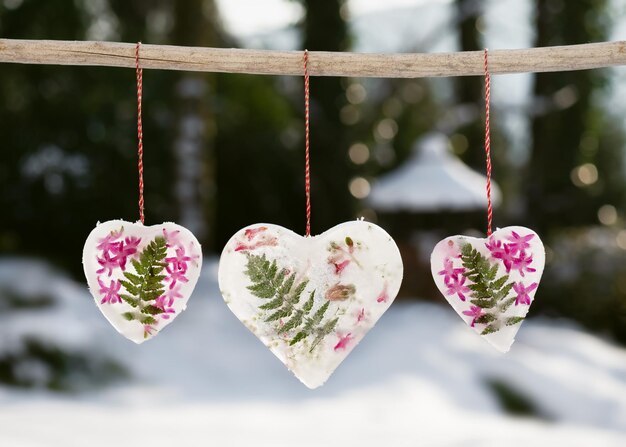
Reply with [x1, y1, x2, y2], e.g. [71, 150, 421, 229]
[265, 307, 293, 322]
[143, 305, 165, 315]
[140, 316, 157, 325]
[505, 316, 525, 326]
[290, 331, 307, 346]
[120, 294, 139, 308]
[123, 272, 143, 285]
[492, 275, 509, 291]
[475, 313, 497, 325]
[481, 324, 498, 335]
[309, 317, 339, 353]
[500, 296, 517, 312]
[119, 280, 139, 296]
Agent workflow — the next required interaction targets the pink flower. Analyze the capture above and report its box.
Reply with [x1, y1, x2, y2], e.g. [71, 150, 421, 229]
[489, 242, 515, 273]
[144, 325, 156, 338]
[244, 226, 268, 241]
[333, 260, 350, 274]
[165, 246, 192, 271]
[446, 275, 471, 301]
[165, 263, 189, 289]
[334, 333, 353, 351]
[163, 284, 183, 306]
[154, 295, 176, 319]
[112, 236, 141, 270]
[234, 236, 278, 252]
[511, 251, 536, 277]
[486, 237, 505, 259]
[506, 231, 534, 255]
[443, 240, 461, 259]
[163, 228, 183, 248]
[376, 285, 389, 303]
[438, 258, 465, 285]
[96, 230, 122, 253]
[98, 278, 121, 304]
[96, 251, 119, 277]
[356, 308, 365, 323]
[462, 305, 484, 327]
[513, 282, 538, 305]
[187, 242, 201, 267]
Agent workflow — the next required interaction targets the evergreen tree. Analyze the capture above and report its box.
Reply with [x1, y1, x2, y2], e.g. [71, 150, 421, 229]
[298, 0, 355, 232]
[527, 0, 625, 233]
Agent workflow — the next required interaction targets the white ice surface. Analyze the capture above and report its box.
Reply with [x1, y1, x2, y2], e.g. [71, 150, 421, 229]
[0, 258, 626, 446]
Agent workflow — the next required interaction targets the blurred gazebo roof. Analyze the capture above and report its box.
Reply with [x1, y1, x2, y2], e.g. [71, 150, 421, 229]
[368, 133, 501, 213]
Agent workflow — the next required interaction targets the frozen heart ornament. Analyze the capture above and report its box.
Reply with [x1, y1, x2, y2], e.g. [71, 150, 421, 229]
[83, 220, 202, 343]
[218, 220, 403, 388]
[431, 226, 544, 352]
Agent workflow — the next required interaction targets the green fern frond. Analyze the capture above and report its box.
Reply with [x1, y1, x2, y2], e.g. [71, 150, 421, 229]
[461, 243, 518, 335]
[244, 254, 338, 351]
[118, 236, 168, 322]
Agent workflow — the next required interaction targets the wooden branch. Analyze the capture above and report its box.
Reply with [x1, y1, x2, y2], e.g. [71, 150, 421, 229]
[1, 39, 626, 77]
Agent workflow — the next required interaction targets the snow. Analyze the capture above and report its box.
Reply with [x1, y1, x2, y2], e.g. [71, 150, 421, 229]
[1, 257, 626, 446]
[369, 133, 502, 212]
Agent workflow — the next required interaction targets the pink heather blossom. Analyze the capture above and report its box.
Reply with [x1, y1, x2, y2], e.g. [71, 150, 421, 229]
[96, 251, 120, 277]
[234, 236, 278, 252]
[111, 236, 141, 270]
[165, 263, 189, 289]
[244, 226, 268, 240]
[443, 240, 461, 259]
[486, 237, 506, 259]
[462, 305, 484, 327]
[165, 246, 192, 271]
[96, 231, 122, 253]
[446, 275, 471, 301]
[506, 231, 534, 255]
[376, 284, 389, 303]
[334, 333, 353, 351]
[487, 242, 515, 273]
[334, 260, 350, 274]
[154, 295, 175, 319]
[438, 258, 465, 285]
[187, 242, 201, 267]
[510, 251, 536, 277]
[163, 284, 183, 306]
[513, 282, 538, 305]
[163, 228, 183, 248]
[356, 308, 365, 323]
[144, 325, 156, 338]
[98, 278, 122, 304]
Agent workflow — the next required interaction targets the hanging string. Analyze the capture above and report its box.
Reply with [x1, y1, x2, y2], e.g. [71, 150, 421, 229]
[484, 48, 493, 237]
[304, 49, 311, 237]
[136, 42, 145, 225]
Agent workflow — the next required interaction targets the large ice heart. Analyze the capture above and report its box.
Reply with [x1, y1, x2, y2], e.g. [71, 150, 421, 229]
[218, 221, 403, 388]
[430, 226, 545, 353]
[83, 220, 202, 343]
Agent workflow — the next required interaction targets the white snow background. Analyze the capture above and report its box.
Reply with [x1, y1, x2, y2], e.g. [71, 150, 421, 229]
[1, 257, 626, 446]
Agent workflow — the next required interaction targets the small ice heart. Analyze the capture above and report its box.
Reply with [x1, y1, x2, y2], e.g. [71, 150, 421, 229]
[430, 226, 545, 353]
[83, 220, 202, 343]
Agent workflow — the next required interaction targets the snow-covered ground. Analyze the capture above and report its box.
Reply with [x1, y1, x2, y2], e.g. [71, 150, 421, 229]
[0, 258, 626, 446]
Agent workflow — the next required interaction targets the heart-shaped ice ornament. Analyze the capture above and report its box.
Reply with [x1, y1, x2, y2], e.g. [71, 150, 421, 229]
[83, 220, 202, 343]
[431, 226, 544, 353]
[218, 221, 403, 388]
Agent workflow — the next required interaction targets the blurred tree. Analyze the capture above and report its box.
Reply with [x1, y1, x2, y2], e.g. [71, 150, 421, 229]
[453, 0, 484, 171]
[297, 0, 355, 232]
[527, 0, 625, 234]
[452, 0, 511, 222]
[0, 0, 143, 273]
